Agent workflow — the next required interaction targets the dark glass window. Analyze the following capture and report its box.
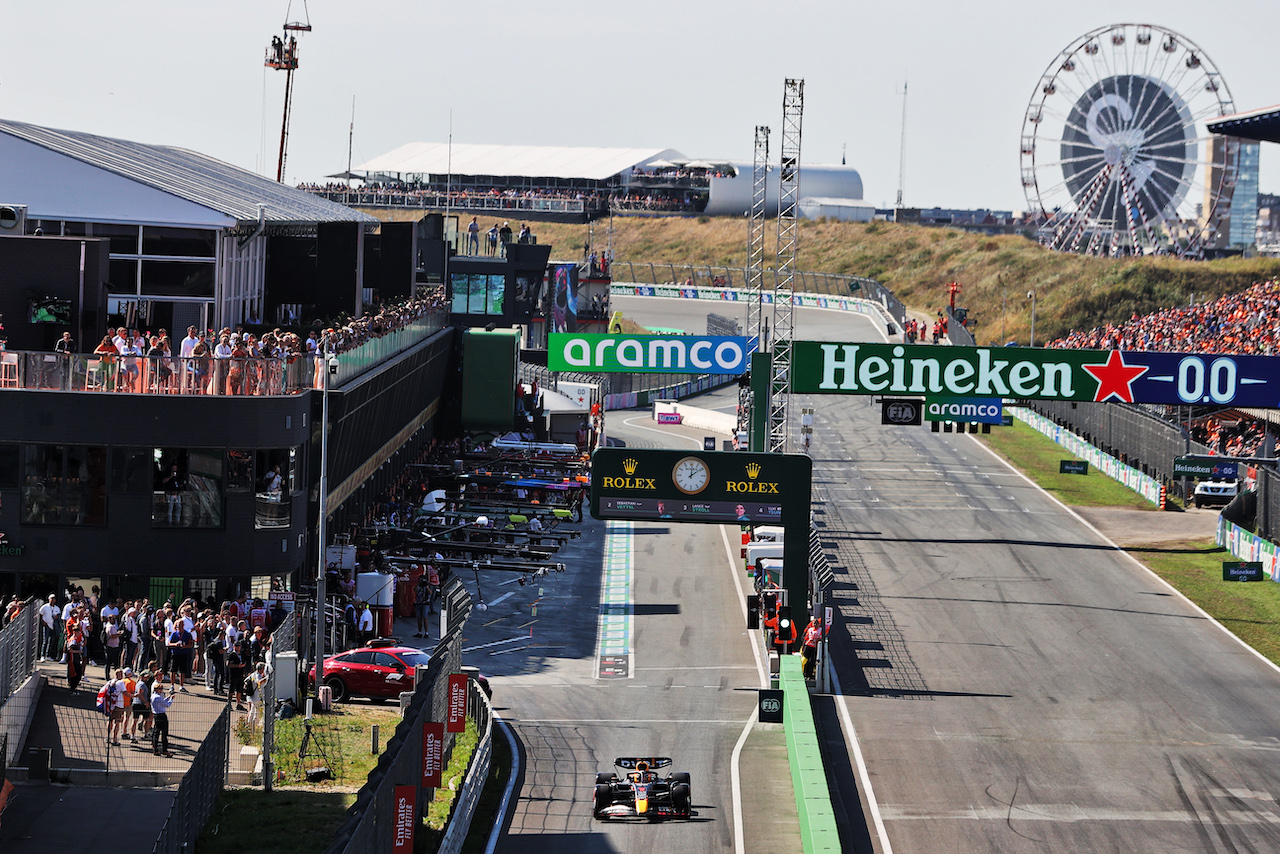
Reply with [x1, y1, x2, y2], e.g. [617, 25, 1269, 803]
[108, 260, 139, 294]
[142, 227, 217, 258]
[227, 450, 254, 493]
[110, 448, 153, 493]
[0, 444, 18, 488]
[152, 448, 223, 528]
[255, 449, 292, 529]
[141, 261, 215, 297]
[21, 445, 107, 526]
[96, 223, 141, 255]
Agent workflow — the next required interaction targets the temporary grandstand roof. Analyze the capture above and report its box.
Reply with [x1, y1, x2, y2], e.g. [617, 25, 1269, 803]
[354, 143, 686, 182]
[1207, 105, 1280, 144]
[0, 117, 376, 228]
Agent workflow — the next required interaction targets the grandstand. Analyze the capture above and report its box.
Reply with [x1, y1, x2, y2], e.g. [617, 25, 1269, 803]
[304, 141, 868, 222]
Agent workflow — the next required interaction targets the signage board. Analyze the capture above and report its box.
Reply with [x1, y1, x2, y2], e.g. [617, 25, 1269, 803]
[549, 333, 757, 374]
[267, 591, 296, 613]
[447, 673, 468, 733]
[1173, 457, 1239, 479]
[393, 785, 416, 853]
[791, 342, 1280, 407]
[704, 437, 717, 451]
[881, 398, 922, 426]
[1001, 414, 1014, 426]
[1223, 561, 1265, 582]
[758, 689, 784, 724]
[924, 396, 1003, 424]
[422, 721, 444, 787]
[0, 533, 24, 557]
[656, 412, 684, 425]
[1059, 460, 1089, 475]
[590, 449, 811, 526]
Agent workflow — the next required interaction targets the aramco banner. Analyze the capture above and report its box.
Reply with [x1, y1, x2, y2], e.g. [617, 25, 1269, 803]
[791, 342, 1280, 407]
[549, 333, 756, 374]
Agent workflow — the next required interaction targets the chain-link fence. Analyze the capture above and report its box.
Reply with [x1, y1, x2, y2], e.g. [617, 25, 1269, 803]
[0, 598, 38, 767]
[152, 703, 230, 854]
[322, 579, 472, 854]
[1027, 401, 1211, 485]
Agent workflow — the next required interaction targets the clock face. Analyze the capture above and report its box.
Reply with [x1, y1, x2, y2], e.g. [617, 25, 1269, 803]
[672, 456, 711, 494]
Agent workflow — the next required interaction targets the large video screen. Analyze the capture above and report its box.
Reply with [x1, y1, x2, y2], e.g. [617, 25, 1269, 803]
[28, 297, 73, 325]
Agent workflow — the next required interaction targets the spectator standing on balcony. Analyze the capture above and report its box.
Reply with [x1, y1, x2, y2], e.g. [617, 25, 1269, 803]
[467, 216, 480, 254]
[518, 223, 532, 244]
[487, 223, 499, 256]
[54, 331, 76, 388]
[499, 222, 512, 255]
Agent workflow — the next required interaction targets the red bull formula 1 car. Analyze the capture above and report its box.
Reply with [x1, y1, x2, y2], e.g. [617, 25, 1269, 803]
[592, 757, 692, 820]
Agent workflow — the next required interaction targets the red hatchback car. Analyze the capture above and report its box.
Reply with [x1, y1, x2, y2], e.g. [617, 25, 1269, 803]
[308, 642, 430, 703]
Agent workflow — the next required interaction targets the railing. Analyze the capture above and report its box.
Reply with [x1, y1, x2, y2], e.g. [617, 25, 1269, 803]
[0, 351, 314, 396]
[0, 599, 38, 767]
[308, 190, 588, 216]
[151, 703, 230, 854]
[1258, 467, 1280, 544]
[435, 681, 493, 854]
[329, 310, 449, 388]
[0, 599, 37, 706]
[323, 578, 472, 854]
[610, 261, 907, 326]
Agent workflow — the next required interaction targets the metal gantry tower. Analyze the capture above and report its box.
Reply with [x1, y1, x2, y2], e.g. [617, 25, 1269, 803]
[740, 125, 770, 436]
[769, 78, 803, 453]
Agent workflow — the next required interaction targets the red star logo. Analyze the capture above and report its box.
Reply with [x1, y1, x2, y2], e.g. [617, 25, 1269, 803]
[1083, 350, 1148, 403]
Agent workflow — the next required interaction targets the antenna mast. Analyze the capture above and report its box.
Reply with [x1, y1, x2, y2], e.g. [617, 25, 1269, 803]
[896, 81, 908, 207]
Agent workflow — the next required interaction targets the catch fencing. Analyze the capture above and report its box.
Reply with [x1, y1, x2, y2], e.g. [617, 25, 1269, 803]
[1027, 401, 1211, 486]
[1255, 467, 1280, 543]
[322, 579, 473, 854]
[0, 599, 38, 766]
[151, 704, 231, 854]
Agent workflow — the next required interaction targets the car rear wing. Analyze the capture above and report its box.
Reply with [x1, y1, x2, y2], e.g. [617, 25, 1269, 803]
[615, 757, 673, 769]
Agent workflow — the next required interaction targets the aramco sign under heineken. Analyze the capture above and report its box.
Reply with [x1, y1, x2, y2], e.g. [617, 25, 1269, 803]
[790, 342, 1280, 407]
[549, 333, 756, 374]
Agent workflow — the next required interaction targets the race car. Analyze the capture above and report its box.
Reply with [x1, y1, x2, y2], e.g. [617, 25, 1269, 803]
[592, 757, 692, 820]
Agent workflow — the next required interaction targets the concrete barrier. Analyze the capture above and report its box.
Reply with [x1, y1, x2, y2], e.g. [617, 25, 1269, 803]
[779, 655, 841, 852]
[652, 400, 737, 435]
[1, 671, 46, 767]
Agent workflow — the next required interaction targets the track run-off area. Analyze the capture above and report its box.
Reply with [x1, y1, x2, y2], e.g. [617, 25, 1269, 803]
[474, 293, 1280, 853]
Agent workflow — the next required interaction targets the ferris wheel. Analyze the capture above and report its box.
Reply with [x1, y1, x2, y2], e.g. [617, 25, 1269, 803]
[1020, 23, 1238, 257]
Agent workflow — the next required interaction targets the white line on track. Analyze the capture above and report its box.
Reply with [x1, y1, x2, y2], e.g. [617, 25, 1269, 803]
[510, 718, 753, 725]
[462, 636, 529, 653]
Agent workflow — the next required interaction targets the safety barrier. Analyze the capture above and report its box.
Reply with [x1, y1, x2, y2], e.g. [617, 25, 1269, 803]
[434, 681, 493, 854]
[0, 599, 38, 766]
[1217, 515, 1280, 579]
[1009, 407, 1163, 505]
[779, 655, 840, 852]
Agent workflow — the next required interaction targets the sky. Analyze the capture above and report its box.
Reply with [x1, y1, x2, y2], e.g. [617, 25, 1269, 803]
[2, 1, 1278, 213]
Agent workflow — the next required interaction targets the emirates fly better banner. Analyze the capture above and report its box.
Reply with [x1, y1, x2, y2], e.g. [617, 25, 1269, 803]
[549, 333, 757, 374]
[791, 342, 1280, 407]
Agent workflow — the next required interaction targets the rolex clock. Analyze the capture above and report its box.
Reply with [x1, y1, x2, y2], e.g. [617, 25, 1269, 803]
[672, 456, 711, 494]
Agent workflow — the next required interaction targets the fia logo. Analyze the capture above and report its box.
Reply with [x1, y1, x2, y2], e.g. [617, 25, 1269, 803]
[760, 698, 781, 713]
[885, 402, 918, 424]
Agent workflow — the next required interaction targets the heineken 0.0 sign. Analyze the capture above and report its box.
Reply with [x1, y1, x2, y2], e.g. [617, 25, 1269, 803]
[549, 333, 757, 374]
[791, 342, 1280, 407]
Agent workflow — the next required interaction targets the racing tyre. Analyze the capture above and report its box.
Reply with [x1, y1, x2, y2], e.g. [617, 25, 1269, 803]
[596, 772, 615, 785]
[324, 676, 348, 703]
[593, 783, 612, 818]
[672, 782, 691, 816]
[670, 772, 691, 786]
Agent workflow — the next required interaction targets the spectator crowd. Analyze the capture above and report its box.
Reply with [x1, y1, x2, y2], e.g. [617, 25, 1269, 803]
[1049, 279, 1280, 457]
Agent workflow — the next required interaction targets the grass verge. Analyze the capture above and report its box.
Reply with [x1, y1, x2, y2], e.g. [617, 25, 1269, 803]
[977, 417, 1280, 669]
[978, 417, 1154, 510]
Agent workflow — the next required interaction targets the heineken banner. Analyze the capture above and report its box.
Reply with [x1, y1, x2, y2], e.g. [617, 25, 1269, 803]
[549, 333, 757, 374]
[792, 342, 1280, 407]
